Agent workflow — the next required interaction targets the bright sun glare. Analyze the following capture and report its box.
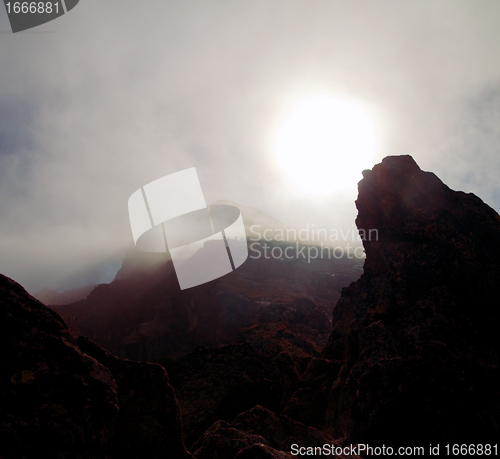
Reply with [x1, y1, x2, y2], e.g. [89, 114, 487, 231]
[274, 94, 378, 195]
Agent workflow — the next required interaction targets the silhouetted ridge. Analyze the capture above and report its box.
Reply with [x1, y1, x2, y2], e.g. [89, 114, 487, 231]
[311, 155, 499, 445]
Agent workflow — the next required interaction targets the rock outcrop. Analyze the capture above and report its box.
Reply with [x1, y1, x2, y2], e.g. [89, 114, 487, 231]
[231, 405, 331, 452]
[192, 405, 360, 459]
[317, 155, 500, 445]
[77, 336, 192, 459]
[165, 343, 268, 447]
[0, 273, 192, 458]
[191, 420, 271, 459]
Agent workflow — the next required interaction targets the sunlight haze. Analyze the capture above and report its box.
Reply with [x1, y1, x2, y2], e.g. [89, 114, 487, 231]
[1, 0, 500, 292]
[274, 94, 378, 195]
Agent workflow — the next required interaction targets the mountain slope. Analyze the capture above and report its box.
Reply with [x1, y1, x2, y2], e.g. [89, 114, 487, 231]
[56, 241, 362, 361]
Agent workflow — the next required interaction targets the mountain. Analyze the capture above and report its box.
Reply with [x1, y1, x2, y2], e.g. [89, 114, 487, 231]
[284, 155, 500, 446]
[3, 155, 499, 457]
[55, 204, 363, 361]
[33, 284, 97, 306]
[49, 203, 363, 454]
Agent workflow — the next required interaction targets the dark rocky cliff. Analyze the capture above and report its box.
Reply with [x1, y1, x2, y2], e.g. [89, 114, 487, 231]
[287, 155, 500, 446]
[0, 273, 193, 459]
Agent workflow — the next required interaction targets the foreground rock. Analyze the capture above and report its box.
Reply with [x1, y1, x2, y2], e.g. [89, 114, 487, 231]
[193, 406, 360, 459]
[165, 344, 269, 447]
[282, 357, 342, 428]
[0, 273, 192, 458]
[77, 336, 192, 459]
[317, 156, 500, 445]
[231, 405, 332, 452]
[191, 420, 271, 459]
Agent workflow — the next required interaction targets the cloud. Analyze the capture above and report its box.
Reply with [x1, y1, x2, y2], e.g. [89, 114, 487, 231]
[1, 0, 500, 292]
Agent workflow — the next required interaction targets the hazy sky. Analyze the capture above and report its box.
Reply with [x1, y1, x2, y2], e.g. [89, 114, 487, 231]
[1, 1, 500, 292]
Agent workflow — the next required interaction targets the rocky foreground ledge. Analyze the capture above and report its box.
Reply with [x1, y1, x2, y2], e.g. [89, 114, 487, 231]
[0, 272, 193, 458]
[0, 276, 352, 458]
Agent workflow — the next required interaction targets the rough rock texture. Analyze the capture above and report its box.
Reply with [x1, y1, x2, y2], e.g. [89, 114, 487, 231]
[0, 273, 192, 458]
[77, 336, 192, 459]
[233, 444, 292, 459]
[191, 420, 269, 459]
[320, 155, 500, 445]
[231, 405, 331, 453]
[282, 358, 342, 428]
[192, 406, 364, 459]
[166, 343, 269, 447]
[237, 297, 331, 412]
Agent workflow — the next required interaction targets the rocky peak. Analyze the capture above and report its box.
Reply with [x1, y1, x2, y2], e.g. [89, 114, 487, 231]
[357, 155, 500, 276]
[319, 155, 500, 445]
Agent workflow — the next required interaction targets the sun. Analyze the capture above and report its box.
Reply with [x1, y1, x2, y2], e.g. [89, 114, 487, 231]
[274, 94, 378, 195]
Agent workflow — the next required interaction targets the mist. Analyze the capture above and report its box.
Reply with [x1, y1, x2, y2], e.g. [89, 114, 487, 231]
[1, 0, 500, 292]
